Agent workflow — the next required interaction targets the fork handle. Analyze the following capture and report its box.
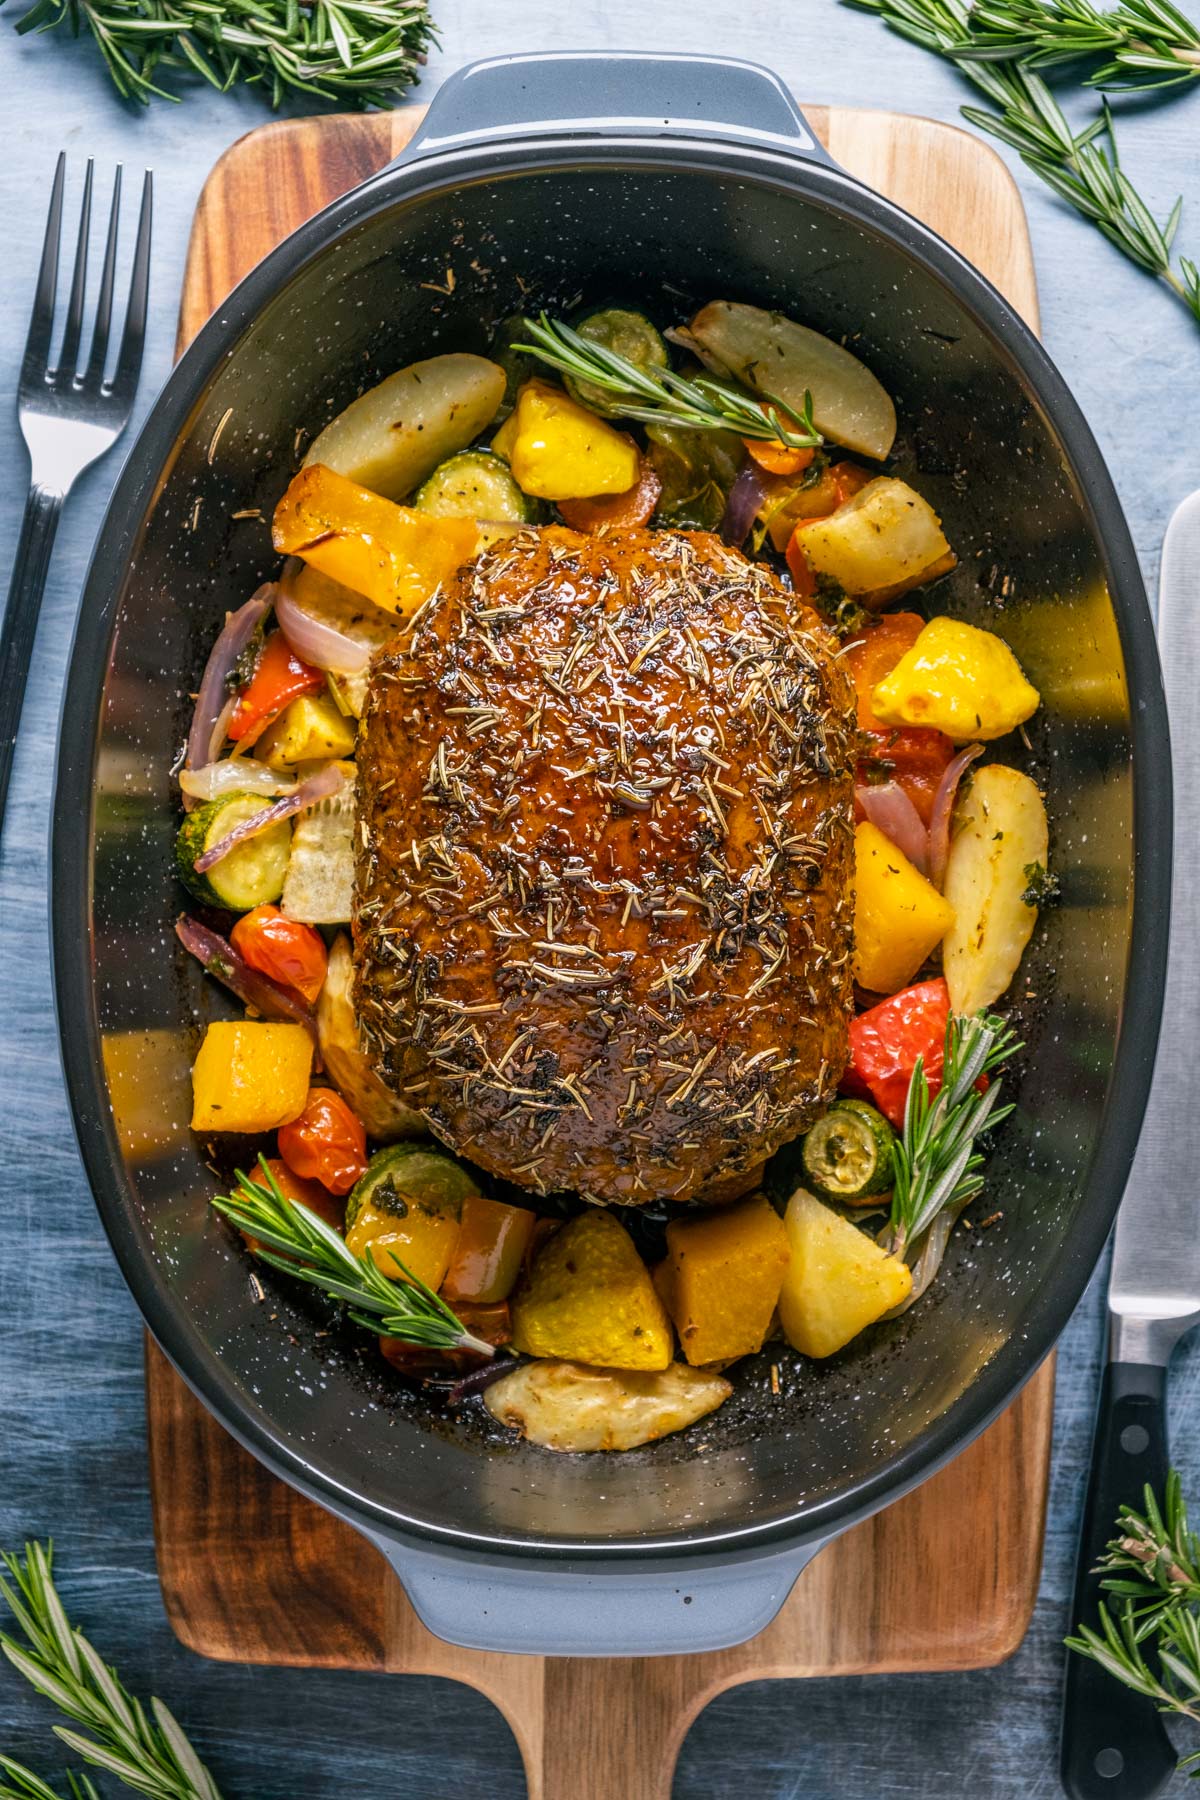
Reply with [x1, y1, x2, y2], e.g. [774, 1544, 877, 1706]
[0, 483, 64, 837]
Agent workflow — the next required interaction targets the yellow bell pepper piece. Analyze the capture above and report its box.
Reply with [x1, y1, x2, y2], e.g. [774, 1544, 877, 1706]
[190, 1021, 313, 1134]
[346, 1196, 462, 1290]
[870, 615, 1039, 743]
[273, 463, 477, 617]
[511, 1210, 673, 1370]
[254, 691, 357, 769]
[660, 1194, 790, 1367]
[778, 1188, 912, 1359]
[505, 379, 639, 501]
[853, 820, 955, 995]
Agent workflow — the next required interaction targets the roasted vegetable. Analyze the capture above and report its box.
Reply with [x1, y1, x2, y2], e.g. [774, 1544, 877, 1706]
[316, 935, 426, 1141]
[842, 978, 951, 1129]
[795, 477, 953, 599]
[871, 616, 1040, 742]
[344, 1145, 477, 1287]
[942, 764, 1049, 1013]
[778, 1188, 912, 1358]
[277, 1086, 368, 1195]
[564, 307, 669, 417]
[757, 458, 869, 552]
[497, 378, 640, 501]
[441, 1195, 537, 1304]
[414, 449, 536, 522]
[278, 561, 398, 716]
[659, 1194, 790, 1367]
[302, 354, 506, 502]
[254, 691, 357, 768]
[279, 768, 355, 925]
[510, 1211, 673, 1371]
[801, 1099, 895, 1202]
[230, 905, 327, 1004]
[175, 794, 292, 911]
[273, 464, 477, 617]
[853, 819, 956, 994]
[645, 421, 743, 528]
[557, 458, 662, 532]
[190, 1020, 313, 1134]
[227, 630, 324, 747]
[684, 301, 897, 461]
[485, 1357, 731, 1452]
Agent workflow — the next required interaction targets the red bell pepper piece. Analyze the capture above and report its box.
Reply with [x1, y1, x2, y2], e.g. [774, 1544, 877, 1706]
[227, 630, 324, 745]
[843, 978, 951, 1128]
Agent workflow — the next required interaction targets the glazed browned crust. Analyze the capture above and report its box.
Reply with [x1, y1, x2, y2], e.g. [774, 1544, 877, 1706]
[353, 526, 857, 1206]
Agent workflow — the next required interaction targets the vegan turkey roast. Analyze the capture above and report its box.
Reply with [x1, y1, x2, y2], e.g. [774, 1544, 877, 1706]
[352, 526, 857, 1206]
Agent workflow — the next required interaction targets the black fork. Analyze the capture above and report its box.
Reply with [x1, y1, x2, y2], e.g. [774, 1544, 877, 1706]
[0, 153, 152, 839]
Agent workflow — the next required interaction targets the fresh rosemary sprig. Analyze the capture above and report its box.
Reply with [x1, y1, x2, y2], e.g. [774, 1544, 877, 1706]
[961, 0, 1200, 89]
[0, 1543, 223, 1800]
[515, 314, 822, 450]
[845, 0, 1200, 327]
[0, 1763, 101, 1800]
[214, 1156, 494, 1357]
[3, 0, 434, 109]
[887, 1009, 1021, 1255]
[1067, 1474, 1200, 1765]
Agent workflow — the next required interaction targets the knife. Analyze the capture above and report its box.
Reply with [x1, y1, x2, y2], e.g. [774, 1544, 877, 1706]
[1061, 488, 1200, 1800]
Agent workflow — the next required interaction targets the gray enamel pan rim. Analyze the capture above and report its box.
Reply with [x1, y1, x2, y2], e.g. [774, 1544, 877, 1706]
[51, 130, 1170, 1562]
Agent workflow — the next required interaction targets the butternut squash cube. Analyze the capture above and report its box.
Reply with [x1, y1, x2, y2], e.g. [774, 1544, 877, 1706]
[853, 820, 955, 994]
[778, 1188, 912, 1359]
[273, 463, 477, 617]
[255, 691, 357, 768]
[661, 1194, 790, 1367]
[511, 1211, 673, 1371]
[190, 1021, 313, 1134]
[505, 379, 640, 501]
[871, 615, 1039, 742]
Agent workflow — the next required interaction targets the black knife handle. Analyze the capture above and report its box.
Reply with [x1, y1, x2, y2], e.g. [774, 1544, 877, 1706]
[1061, 1361, 1177, 1799]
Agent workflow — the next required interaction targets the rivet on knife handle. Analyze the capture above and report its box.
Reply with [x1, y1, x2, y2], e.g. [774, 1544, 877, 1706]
[1060, 1361, 1176, 1799]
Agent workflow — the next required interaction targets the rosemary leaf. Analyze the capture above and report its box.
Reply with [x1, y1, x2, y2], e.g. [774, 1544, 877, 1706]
[515, 314, 822, 450]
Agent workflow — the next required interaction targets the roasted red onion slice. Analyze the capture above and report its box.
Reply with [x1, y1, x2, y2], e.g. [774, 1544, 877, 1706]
[276, 584, 373, 675]
[179, 761, 298, 803]
[193, 763, 345, 873]
[720, 459, 765, 549]
[183, 584, 275, 809]
[855, 781, 930, 875]
[929, 743, 985, 889]
[175, 915, 318, 1044]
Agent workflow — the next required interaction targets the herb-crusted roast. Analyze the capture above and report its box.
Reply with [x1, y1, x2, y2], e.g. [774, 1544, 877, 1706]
[352, 526, 857, 1206]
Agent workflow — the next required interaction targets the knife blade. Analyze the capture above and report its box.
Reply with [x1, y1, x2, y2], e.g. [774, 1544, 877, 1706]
[1061, 488, 1200, 1800]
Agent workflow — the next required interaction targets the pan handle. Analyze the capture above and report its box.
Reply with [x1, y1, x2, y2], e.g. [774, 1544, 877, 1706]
[393, 50, 835, 169]
[365, 1530, 822, 1656]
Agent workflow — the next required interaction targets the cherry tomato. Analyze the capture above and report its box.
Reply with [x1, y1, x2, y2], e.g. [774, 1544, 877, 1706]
[743, 438, 815, 478]
[230, 905, 328, 1004]
[557, 458, 662, 533]
[227, 631, 324, 745]
[278, 1089, 367, 1195]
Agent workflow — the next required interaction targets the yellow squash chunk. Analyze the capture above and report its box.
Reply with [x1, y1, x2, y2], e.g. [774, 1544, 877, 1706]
[796, 477, 952, 597]
[778, 1188, 912, 1359]
[346, 1196, 461, 1290]
[505, 379, 639, 501]
[190, 1021, 312, 1134]
[511, 1210, 673, 1371]
[254, 691, 357, 768]
[853, 820, 955, 994]
[485, 1358, 731, 1453]
[871, 616, 1040, 742]
[273, 464, 477, 617]
[661, 1194, 790, 1367]
[943, 763, 1050, 1014]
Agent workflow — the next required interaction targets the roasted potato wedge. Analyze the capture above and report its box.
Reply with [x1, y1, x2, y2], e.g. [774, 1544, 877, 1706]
[685, 301, 897, 461]
[778, 1188, 911, 1359]
[942, 764, 1049, 1014]
[303, 354, 506, 502]
[797, 477, 952, 597]
[484, 1358, 730, 1452]
[316, 935, 426, 1141]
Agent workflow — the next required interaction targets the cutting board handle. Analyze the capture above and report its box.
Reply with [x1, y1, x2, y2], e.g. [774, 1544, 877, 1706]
[394, 51, 836, 170]
[369, 1530, 821, 1658]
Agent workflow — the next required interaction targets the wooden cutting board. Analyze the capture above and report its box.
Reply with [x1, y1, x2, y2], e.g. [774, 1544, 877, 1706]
[151, 102, 1051, 1800]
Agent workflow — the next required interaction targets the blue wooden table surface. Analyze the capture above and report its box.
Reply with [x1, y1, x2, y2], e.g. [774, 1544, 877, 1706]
[3, 5, 1200, 1794]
